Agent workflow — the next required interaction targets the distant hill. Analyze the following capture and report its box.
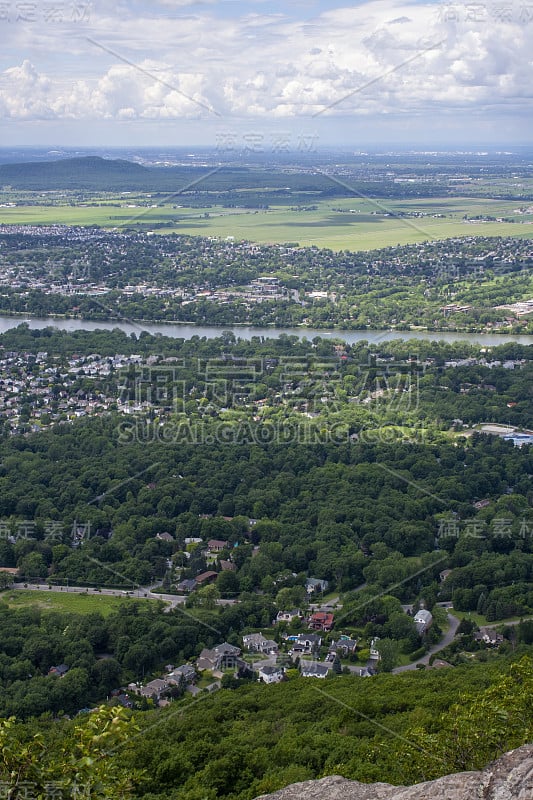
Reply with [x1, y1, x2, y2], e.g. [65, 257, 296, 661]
[0, 155, 291, 193]
[0, 156, 152, 190]
[0, 155, 438, 197]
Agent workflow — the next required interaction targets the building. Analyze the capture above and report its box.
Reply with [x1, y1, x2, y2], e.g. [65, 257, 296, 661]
[194, 571, 218, 587]
[207, 539, 228, 552]
[308, 612, 334, 631]
[275, 609, 303, 624]
[474, 627, 504, 647]
[356, 666, 377, 677]
[305, 578, 329, 595]
[257, 665, 284, 684]
[166, 664, 196, 685]
[414, 609, 433, 635]
[176, 578, 197, 593]
[329, 637, 357, 657]
[288, 633, 322, 655]
[504, 433, 533, 448]
[196, 642, 242, 672]
[156, 532, 174, 542]
[299, 661, 330, 679]
[48, 664, 69, 677]
[137, 678, 169, 700]
[242, 633, 278, 654]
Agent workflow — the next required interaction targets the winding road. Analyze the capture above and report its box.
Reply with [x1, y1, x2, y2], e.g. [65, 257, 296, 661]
[392, 611, 461, 673]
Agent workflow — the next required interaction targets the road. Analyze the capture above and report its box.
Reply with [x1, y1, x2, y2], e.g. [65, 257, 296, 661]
[392, 611, 460, 673]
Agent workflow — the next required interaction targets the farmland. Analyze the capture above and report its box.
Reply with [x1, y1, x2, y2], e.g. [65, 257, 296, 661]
[1, 194, 533, 250]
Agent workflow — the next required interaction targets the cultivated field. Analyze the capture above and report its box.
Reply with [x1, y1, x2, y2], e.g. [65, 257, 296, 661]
[1, 195, 532, 250]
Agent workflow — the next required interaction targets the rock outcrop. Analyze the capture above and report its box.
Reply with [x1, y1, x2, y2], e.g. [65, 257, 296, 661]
[255, 745, 533, 800]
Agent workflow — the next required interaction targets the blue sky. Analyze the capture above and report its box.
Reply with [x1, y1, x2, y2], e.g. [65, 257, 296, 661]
[0, 0, 531, 147]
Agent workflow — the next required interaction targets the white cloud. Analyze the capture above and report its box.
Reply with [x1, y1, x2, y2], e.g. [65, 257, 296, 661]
[0, 0, 531, 126]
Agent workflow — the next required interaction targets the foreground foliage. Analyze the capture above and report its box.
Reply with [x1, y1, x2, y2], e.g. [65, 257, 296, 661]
[1, 658, 532, 800]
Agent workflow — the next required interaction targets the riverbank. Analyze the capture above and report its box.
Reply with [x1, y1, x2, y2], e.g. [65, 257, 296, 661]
[0, 313, 532, 346]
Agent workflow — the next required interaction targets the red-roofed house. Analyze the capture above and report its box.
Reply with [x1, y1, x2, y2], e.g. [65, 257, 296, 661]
[195, 571, 218, 586]
[308, 612, 334, 632]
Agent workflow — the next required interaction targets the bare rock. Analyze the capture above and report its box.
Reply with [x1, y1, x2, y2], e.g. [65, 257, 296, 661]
[255, 745, 533, 800]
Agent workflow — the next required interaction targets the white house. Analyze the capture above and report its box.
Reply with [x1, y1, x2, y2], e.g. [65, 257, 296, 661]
[275, 609, 303, 624]
[257, 665, 284, 684]
[299, 661, 330, 679]
[288, 633, 322, 655]
[414, 609, 433, 635]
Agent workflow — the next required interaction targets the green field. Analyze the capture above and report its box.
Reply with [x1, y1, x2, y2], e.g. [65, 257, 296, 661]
[1, 195, 532, 250]
[451, 608, 533, 628]
[1, 589, 156, 616]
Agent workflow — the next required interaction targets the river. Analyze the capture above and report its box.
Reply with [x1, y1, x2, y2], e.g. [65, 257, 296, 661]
[0, 314, 531, 346]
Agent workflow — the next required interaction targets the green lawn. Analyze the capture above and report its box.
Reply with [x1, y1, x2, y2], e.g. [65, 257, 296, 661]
[451, 608, 533, 627]
[1, 196, 532, 250]
[0, 589, 156, 616]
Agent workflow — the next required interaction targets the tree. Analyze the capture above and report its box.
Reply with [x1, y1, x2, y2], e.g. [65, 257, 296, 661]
[197, 584, 220, 609]
[395, 657, 533, 782]
[0, 571, 15, 589]
[216, 570, 239, 598]
[376, 638, 399, 673]
[17, 553, 48, 580]
[0, 706, 141, 799]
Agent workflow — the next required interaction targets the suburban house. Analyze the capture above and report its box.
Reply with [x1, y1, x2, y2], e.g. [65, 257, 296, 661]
[357, 666, 377, 677]
[48, 664, 69, 677]
[242, 633, 278, 654]
[166, 664, 196, 685]
[137, 678, 169, 701]
[275, 609, 303, 624]
[156, 532, 174, 542]
[369, 638, 381, 660]
[474, 627, 504, 646]
[288, 633, 322, 655]
[257, 664, 284, 684]
[176, 571, 219, 593]
[177, 578, 197, 593]
[305, 577, 329, 595]
[308, 612, 334, 631]
[414, 609, 433, 635]
[109, 690, 134, 708]
[219, 559, 236, 572]
[207, 539, 228, 552]
[194, 570, 218, 587]
[196, 642, 242, 672]
[329, 637, 358, 656]
[299, 661, 330, 679]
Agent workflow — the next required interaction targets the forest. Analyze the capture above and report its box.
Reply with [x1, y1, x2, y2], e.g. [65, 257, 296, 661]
[0, 317, 531, 800]
[2, 655, 533, 800]
[0, 326, 531, 715]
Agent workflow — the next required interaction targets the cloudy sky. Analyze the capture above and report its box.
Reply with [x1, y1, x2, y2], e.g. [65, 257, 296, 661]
[0, 0, 531, 147]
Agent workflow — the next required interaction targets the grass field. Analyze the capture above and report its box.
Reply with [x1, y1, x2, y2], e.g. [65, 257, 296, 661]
[448, 608, 533, 628]
[1, 195, 532, 250]
[1, 589, 156, 616]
